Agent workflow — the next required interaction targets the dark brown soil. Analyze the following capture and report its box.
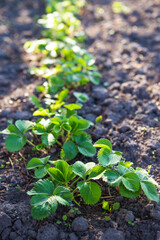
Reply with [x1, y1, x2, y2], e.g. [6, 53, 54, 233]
[0, 0, 160, 239]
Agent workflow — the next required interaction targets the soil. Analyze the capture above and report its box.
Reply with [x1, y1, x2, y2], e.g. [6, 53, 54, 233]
[0, 0, 160, 239]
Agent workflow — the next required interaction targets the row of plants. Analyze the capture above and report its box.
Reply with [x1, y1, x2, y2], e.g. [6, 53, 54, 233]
[0, 0, 159, 220]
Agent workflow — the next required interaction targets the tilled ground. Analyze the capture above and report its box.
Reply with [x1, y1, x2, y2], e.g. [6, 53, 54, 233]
[0, 0, 160, 239]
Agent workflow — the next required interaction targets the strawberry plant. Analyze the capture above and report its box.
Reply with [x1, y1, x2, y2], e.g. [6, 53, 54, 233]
[25, 138, 159, 220]
[1, 0, 159, 223]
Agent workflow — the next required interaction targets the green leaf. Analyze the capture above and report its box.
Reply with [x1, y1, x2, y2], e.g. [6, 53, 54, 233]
[88, 165, 105, 180]
[27, 156, 50, 170]
[62, 123, 71, 132]
[30, 95, 42, 108]
[62, 141, 78, 161]
[96, 115, 102, 124]
[73, 92, 88, 103]
[119, 182, 141, 198]
[41, 133, 56, 146]
[98, 148, 121, 166]
[102, 201, 109, 210]
[122, 172, 140, 192]
[32, 123, 46, 135]
[48, 168, 65, 183]
[118, 164, 131, 175]
[113, 202, 120, 210]
[28, 179, 54, 196]
[64, 103, 82, 111]
[141, 181, 159, 202]
[94, 139, 112, 151]
[53, 186, 73, 203]
[77, 181, 101, 205]
[27, 158, 43, 169]
[28, 180, 72, 220]
[5, 135, 27, 152]
[33, 108, 52, 117]
[119, 161, 133, 168]
[103, 169, 121, 186]
[54, 160, 75, 182]
[35, 166, 48, 178]
[77, 119, 91, 131]
[72, 161, 86, 179]
[54, 124, 61, 133]
[0, 125, 20, 135]
[57, 89, 68, 102]
[78, 141, 96, 157]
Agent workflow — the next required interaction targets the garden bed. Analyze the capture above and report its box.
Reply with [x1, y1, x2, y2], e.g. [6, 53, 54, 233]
[0, 0, 160, 239]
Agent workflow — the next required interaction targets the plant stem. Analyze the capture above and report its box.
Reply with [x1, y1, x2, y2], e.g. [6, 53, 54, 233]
[27, 140, 48, 155]
[70, 177, 81, 187]
[27, 139, 35, 147]
[73, 199, 80, 207]
[56, 140, 62, 146]
[72, 187, 78, 195]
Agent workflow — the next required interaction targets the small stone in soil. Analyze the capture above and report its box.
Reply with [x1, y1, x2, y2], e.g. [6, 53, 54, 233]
[0, 212, 12, 234]
[72, 217, 89, 232]
[156, 231, 160, 240]
[69, 232, 78, 240]
[36, 224, 58, 240]
[101, 228, 125, 240]
[150, 208, 160, 220]
[125, 211, 134, 222]
[1, 227, 11, 240]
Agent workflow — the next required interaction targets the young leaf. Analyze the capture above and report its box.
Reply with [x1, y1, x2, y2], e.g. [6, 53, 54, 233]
[73, 92, 88, 103]
[53, 160, 76, 182]
[64, 103, 82, 110]
[62, 141, 78, 161]
[78, 141, 96, 157]
[28, 180, 72, 220]
[141, 181, 159, 202]
[122, 172, 140, 192]
[102, 201, 110, 210]
[5, 135, 27, 152]
[98, 148, 122, 167]
[35, 166, 48, 179]
[72, 161, 86, 179]
[27, 156, 50, 170]
[103, 169, 121, 186]
[0, 125, 20, 135]
[119, 182, 141, 198]
[41, 133, 56, 146]
[15, 120, 33, 134]
[88, 165, 105, 180]
[113, 202, 120, 210]
[94, 139, 112, 151]
[48, 168, 65, 183]
[77, 181, 101, 205]
[30, 95, 42, 108]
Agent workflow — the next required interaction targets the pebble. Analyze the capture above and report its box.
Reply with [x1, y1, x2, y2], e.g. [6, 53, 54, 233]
[156, 231, 160, 240]
[125, 211, 134, 222]
[9, 232, 18, 240]
[0, 212, 12, 234]
[1, 227, 11, 240]
[69, 232, 78, 240]
[13, 219, 22, 231]
[72, 217, 89, 232]
[85, 113, 97, 122]
[118, 125, 131, 133]
[36, 224, 58, 240]
[92, 86, 107, 100]
[150, 208, 160, 220]
[101, 228, 125, 240]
